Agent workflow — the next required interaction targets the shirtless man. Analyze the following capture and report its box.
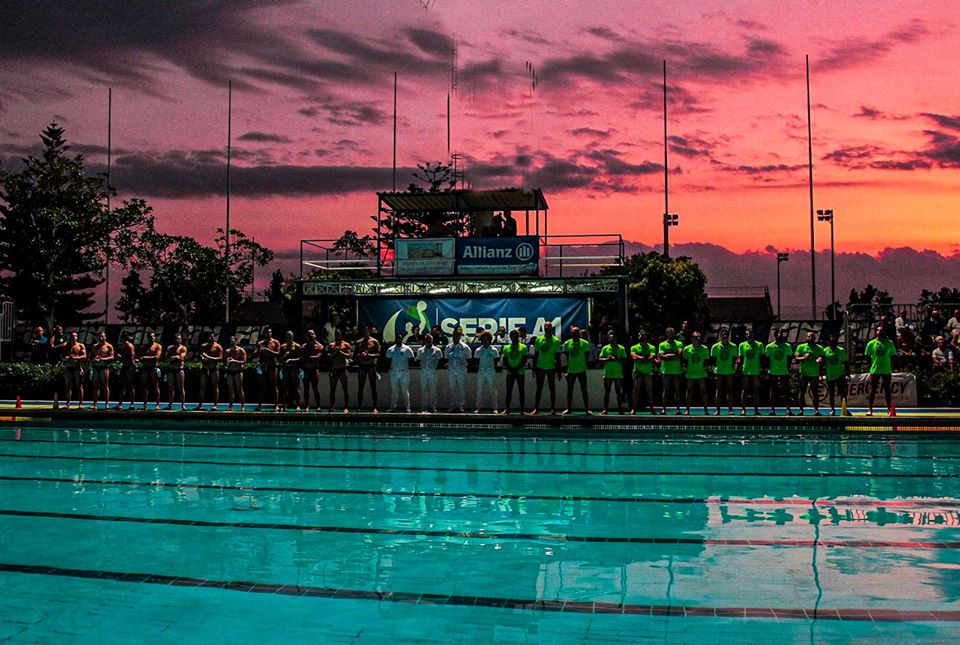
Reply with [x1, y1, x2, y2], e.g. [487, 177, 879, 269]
[280, 331, 302, 411]
[164, 332, 187, 410]
[139, 330, 163, 410]
[300, 329, 324, 411]
[355, 325, 380, 412]
[253, 327, 281, 412]
[223, 336, 247, 411]
[114, 331, 137, 410]
[196, 331, 223, 411]
[327, 329, 352, 412]
[61, 331, 87, 409]
[90, 331, 115, 410]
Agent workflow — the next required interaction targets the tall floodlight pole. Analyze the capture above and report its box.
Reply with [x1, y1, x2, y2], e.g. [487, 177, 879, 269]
[105, 87, 112, 324]
[817, 209, 836, 318]
[392, 72, 397, 192]
[806, 55, 817, 320]
[777, 253, 790, 320]
[662, 60, 670, 258]
[225, 80, 232, 324]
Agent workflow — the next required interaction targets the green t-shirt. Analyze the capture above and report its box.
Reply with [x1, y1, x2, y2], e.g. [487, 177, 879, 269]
[865, 338, 896, 375]
[710, 342, 737, 376]
[658, 339, 684, 375]
[822, 345, 848, 381]
[563, 338, 592, 374]
[765, 341, 793, 376]
[738, 340, 763, 376]
[599, 344, 627, 379]
[631, 342, 657, 376]
[682, 344, 709, 379]
[534, 335, 561, 370]
[795, 342, 825, 378]
[502, 343, 528, 371]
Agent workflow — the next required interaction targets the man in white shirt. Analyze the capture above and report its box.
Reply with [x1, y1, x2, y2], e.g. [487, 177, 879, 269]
[416, 332, 443, 413]
[948, 309, 960, 340]
[474, 331, 500, 413]
[385, 336, 415, 412]
[445, 327, 471, 413]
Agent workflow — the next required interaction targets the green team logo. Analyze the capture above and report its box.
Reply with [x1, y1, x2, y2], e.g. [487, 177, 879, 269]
[384, 301, 430, 343]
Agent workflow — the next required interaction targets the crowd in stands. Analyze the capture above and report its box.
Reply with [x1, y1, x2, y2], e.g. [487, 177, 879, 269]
[892, 308, 960, 373]
[25, 315, 900, 416]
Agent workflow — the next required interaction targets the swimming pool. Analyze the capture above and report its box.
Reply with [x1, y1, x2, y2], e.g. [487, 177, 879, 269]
[1, 424, 958, 643]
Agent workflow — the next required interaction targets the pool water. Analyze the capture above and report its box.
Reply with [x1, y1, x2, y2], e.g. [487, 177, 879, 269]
[1, 425, 958, 643]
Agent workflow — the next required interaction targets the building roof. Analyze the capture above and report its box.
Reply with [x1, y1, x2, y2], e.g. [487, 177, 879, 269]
[377, 188, 548, 213]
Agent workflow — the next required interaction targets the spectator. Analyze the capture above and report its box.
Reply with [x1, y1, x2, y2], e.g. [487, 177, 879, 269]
[922, 309, 945, 340]
[896, 327, 917, 368]
[494, 325, 508, 346]
[30, 326, 49, 363]
[406, 325, 424, 345]
[489, 212, 504, 237]
[322, 315, 340, 345]
[47, 325, 67, 363]
[948, 308, 960, 340]
[895, 310, 910, 332]
[502, 212, 518, 237]
[933, 337, 955, 372]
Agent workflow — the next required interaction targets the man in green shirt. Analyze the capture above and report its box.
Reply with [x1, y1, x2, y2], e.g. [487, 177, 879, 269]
[501, 329, 528, 414]
[822, 334, 848, 415]
[765, 328, 794, 415]
[682, 332, 710, 415]
[737, 327, 763, 415]
[795, 330, 825, 415]
[658, 326, 684, 415]
[562, 326, 592, 415]
[630, 328, 658, 415]
[531, 322, 561, 415]
[865, 325, 897, 416]
[710, 328, 737, 415]
[599, 330, 628, 414]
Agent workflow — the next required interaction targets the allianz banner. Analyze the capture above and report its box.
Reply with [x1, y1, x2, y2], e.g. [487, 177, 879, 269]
[456, 236, 539, 275]
[358, 297, 588, 343]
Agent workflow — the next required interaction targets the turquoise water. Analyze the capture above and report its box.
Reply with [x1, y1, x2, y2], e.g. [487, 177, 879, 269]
[1, 425, 959, 643]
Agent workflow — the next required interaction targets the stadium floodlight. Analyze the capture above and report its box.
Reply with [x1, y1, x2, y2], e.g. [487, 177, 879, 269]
[816, 209, 836, 318]
[664, 213, 679, 227]
[776, 252, 790, 320]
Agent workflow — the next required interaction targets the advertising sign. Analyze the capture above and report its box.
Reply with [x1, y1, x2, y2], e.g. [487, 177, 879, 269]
[358, 297, 589, 343]
[394, 238, 455, 276]
[841, 372, 918, 407]
[456, 236, 539, 275]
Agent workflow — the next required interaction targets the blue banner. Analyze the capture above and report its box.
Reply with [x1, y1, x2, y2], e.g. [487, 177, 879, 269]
[358, 297, 589, 343]
[456, 236, 539, 275]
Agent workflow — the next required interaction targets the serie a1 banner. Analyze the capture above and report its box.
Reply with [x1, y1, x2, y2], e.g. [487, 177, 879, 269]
[358, 297, 589, 343]
[456, 236, 539, 275]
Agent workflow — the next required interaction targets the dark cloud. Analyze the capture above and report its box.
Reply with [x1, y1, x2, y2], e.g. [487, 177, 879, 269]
[570, 127, 614, 139]
[817, 19, 930, 71]
[299, 101, 388, 126]
[921, 130, 960, 167]
[585, 149, 661, 176]
[921, 112, 960, 131]
[500, 29, 551, 46]
[404, 28, 454, 57]
[583, 26, 625, 43]
[722, 163, 805, 175]
[306, 28, 448, 79]
[852, 105, 907, 120]
[668, 134, 716, 158]
[237, 131, 292, 143]
[629, 81, 710, 115]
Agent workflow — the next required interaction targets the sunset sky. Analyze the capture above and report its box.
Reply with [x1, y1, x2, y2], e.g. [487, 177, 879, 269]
[1, 0, 959, 311]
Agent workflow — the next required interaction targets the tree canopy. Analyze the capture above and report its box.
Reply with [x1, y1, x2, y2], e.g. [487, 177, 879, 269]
[0, 123, 154, 326]
[373, 160, 464, 241]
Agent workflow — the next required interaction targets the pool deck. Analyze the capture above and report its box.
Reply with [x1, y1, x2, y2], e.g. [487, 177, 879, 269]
[3, 401, 960, 435]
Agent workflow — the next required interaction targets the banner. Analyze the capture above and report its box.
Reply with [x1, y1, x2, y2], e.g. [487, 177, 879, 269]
[394, 238, 455, 276]
[813, 372, 918, 407]
[456, 236, 539, 275]
[358, 297, 589, 343]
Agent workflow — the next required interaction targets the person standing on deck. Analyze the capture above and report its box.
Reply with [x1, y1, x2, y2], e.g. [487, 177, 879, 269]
[327, 329, 352, 413]
[253, 327, 281, 412]
[138, 330, 163, 410]
[115, 332, 137, 410]
[416, 332, 443, 413]
[300, 329, 324, 412]
[795, 331, 825, 415]
[501, 329, 528, 414]
[61, 331, 87, 409]
[223, 336, 247, 411]
[561, 326, 592, 415]
[164, 332, 187, 411]
[385, 335, 415, 412]
[445, 327, 471, 413]
[682, 332, 709, 416]
[658, 327, 684, 415]
[598, 330, 628, 415]
[355, 325, 381, 412]
[279, 331, 302, 411]
[765, 328, 794, 416]
[531, 322, 561, 415]
[710, 329, 737, 416]
[822, 335, 848, 416]
[89, 331, 114, 410]
[474, 331, 500, 414]
[865, 325, 897, 416]
[737, 327, 763, 416]
[630, 329, 658, 415]
[197, 331, 223, 411]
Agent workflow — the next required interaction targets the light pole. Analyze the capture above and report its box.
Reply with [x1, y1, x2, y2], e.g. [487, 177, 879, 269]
[777, 252, 789, 320]
[816, 209, 835, 320]
[664, 212, 679, 258]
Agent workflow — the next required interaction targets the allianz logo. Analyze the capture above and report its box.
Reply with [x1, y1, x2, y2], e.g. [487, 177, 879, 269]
[462, 242, 535, 261]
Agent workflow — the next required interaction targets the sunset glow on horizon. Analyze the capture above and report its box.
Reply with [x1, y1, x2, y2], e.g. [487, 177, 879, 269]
[2, 0, 959, 267]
